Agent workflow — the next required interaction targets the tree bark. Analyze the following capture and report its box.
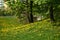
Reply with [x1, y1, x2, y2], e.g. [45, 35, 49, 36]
[50, 3, 55, 22]
[29, 1, 34, 23]
[26, 0, 31, 23]
[26, 0, 34, 23]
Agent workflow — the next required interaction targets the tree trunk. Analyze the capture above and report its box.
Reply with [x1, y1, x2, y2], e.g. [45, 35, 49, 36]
[50, 3, 55, 22]
[26, 0, 34, 23]
[29, 1, 34, 23]
[26, 0, 31, 23]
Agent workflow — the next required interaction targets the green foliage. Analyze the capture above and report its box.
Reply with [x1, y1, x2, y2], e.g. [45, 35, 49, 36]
[2, 0, 24, 16]
[0, 16, 21, 29]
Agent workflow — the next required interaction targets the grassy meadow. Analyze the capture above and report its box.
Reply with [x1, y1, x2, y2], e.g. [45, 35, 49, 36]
[0, 16, 60, 40]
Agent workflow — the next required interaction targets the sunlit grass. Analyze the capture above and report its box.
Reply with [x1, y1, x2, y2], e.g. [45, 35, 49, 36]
[0, 16, 60, 40]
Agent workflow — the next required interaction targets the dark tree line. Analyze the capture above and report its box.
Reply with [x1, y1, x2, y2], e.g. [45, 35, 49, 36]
[27, 0, 55, 23]
[4, 0, 60, 23]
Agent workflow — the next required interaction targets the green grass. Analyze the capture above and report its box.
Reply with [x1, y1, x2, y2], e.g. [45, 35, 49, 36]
[0, 16, 21, 29]
[0, 16, 60, 40]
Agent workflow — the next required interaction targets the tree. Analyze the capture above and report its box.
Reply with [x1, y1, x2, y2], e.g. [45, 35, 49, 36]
[33, 0, 60, 22]
[29, 0, 34, 23]
[22, 0, 34, 23]
[49, 2, 55, 22]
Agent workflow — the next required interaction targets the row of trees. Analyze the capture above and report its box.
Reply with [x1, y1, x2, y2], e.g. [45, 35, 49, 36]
[0, 0, 60, 23]
[24, 0, 60, 23]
